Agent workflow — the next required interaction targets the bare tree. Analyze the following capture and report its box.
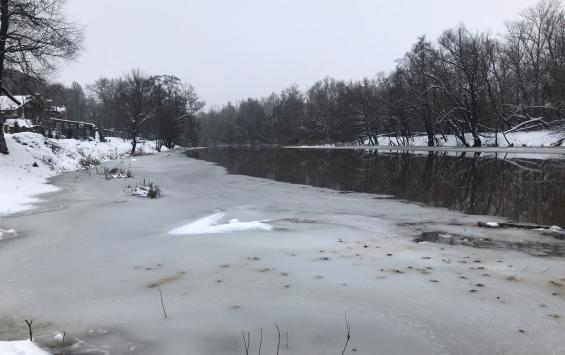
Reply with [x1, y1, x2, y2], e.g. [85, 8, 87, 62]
[152, 75, 204, 149]
[88, 77, 118, 139]
[115, 70, 156, 155]
[307, 77, 341, 143]
[401, 36, 441, 146]
[0, 0, 83, 154]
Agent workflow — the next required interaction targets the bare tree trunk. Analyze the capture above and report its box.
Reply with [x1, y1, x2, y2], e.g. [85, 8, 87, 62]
[424, 114, 434, 147]
[0, 124, 7, 154]
[0, 0, 9, 155]
[131, 136, 137, 155]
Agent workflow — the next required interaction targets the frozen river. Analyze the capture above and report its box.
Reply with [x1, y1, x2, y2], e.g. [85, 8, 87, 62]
[0, 152, 564, 354]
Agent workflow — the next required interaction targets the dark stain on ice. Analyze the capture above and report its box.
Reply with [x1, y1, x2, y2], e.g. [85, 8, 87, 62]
[415, 232, 565, 257]
[279, 218, 317, 224]
[397, 221, 434, 227]
[549, 280, 563, 287]
[146, 271, 186, 288]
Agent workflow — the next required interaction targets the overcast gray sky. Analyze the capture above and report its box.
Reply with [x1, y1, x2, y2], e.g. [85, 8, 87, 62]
[58, 0, 541, 108]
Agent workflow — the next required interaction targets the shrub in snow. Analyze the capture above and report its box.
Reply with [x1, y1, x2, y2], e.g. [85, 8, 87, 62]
[102, 167, 134, 180]
[79, 156, 101, 169]
[131, 180, 161, 199]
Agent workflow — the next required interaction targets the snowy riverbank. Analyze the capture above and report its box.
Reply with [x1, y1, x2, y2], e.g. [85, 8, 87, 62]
[0, 152, 563, 354]
[402, 130, 565, 147]
[294, 130, 565, 149]
[0, 132, 163, 217]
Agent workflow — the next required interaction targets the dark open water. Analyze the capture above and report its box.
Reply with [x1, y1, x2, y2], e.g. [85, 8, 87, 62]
[186, 147, 565, 227]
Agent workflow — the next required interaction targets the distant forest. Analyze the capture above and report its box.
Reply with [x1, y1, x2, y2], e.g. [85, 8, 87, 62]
[197, 0, 565, 147]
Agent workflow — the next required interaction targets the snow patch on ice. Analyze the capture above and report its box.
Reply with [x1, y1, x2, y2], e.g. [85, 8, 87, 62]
[169, 212, 273, 235]
[0, 228, 17, 240]
[52, 333, 64, 343]
[0, 341, 50, 355]
[534, 225, 563, 232]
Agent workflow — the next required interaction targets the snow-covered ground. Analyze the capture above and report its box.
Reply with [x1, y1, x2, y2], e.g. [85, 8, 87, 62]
[0, 153, 563, 354]
[0, 133, 163, 216]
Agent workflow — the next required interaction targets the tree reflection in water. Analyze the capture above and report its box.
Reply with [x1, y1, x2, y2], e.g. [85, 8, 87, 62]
[186, 148, 565, 226]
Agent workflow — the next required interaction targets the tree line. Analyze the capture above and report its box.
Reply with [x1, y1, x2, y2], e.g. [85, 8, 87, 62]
[198, 0, 565, 147]
[45, 71, 204, 154]
[2, 69, 205, 154]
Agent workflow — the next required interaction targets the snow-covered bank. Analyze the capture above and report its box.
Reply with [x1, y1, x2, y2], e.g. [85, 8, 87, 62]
[0, 132, 162, 216]
[405, 130, 565, 147]
[360, 130, 563, 148]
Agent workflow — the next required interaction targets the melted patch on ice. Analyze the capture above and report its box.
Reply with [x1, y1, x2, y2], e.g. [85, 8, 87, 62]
[169, 212, 272, 235]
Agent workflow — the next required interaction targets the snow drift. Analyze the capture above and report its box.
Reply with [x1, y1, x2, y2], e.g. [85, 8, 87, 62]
[169, 211, 273, 235]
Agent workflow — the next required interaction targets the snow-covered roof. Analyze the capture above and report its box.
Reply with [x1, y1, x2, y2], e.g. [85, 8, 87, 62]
[49, 106, 66, 113]
[49, 117, 97, 127]
[3, 118, 34, 128]
[0, 95, 31, 111]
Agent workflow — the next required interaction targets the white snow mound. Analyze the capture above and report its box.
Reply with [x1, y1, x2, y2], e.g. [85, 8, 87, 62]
[0, 228, 17, 239]
[0, 341, 50, 355]
[169, 212, 273, 235]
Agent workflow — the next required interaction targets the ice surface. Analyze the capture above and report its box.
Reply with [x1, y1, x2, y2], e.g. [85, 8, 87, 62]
[0, 153, 563, 354]
[169, 212, 273, 235]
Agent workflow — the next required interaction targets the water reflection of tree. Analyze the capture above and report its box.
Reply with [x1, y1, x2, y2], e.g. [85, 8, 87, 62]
[187, 148, 565, 226]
